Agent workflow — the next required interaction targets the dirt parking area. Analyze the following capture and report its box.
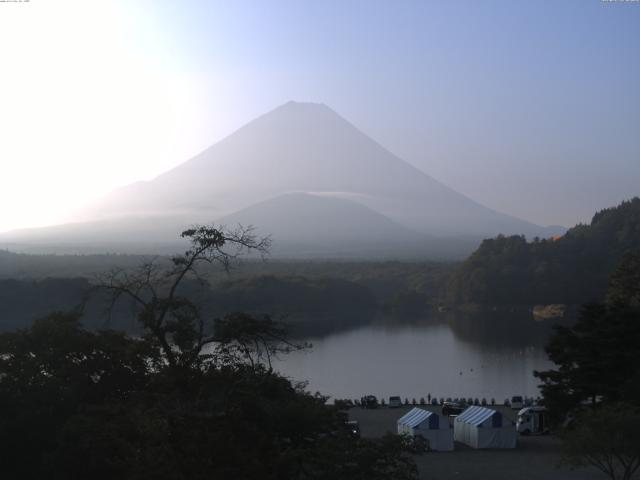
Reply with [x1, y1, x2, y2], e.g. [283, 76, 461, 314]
[348, 405, 606, 480]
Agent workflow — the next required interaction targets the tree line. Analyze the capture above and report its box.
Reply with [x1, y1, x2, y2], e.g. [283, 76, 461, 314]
[446, 198, 640, 306]
[0, 225, 418, 480]
[535, 250, 640, 480]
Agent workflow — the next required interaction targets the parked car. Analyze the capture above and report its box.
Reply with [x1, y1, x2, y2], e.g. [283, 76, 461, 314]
[442, 401, 465, 416]
[389, 396, 402, 408]
[361, 395, 379, 409]
[510, 395, 524, 410]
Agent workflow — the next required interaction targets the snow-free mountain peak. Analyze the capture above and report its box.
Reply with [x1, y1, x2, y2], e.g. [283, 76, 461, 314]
[1, 101, 563, 257]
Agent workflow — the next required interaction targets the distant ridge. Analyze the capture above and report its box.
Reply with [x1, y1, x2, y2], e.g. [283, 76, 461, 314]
[0, 101, 564, 258]
[217, 192, 475, 259]
[445, 198, 640, 306]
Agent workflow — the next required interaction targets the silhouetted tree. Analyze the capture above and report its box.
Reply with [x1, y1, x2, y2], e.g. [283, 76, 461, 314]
[0, 312, 158, 478]
[212, 311, 306, 370]
[0, 226, 418, 479]
[97, 225, 270, 369]
[607, 250, 640, 307]
[560, 405, 640, 480]
[535, 252, 640, 425]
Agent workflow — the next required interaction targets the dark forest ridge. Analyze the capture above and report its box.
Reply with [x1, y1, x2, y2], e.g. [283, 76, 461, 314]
[446, 197, 640, 307]
[0, 102, 563, 258]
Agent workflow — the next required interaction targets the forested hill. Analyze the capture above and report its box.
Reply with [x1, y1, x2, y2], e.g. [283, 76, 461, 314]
[445, 198, 640, 306]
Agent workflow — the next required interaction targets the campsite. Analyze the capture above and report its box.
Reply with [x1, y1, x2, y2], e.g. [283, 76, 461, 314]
[349, 405, 606, 480]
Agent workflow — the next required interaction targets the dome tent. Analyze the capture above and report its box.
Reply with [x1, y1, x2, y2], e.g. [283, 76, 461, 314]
[453, 406, 516, 449]
[397, 407, 454, 451]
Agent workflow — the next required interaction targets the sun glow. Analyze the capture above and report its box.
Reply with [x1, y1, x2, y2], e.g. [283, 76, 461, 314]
[0, 1, 191, 232]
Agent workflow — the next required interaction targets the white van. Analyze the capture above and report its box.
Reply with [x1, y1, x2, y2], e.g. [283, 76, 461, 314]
[516, 406, 548, 435]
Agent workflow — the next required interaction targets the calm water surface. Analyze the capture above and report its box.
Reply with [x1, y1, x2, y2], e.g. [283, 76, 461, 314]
[274, 317, 555, 402]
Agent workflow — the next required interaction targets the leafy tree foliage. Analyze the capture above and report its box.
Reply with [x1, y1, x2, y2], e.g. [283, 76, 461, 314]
[447, 198, 640, 305]
[536, 252, 640, 480]
[0, 312, 159, 478]
[0, 225, 418, 480]
[0, 275, 378, 337]
[1, 244, 453, 335]
[211, 312, 307, 369]
[0, 313, 417, 480]
[535, 252, 640, 421]
[535, 250, 640, 425]
[560, 405, 640, 480]
[97, 225, 271, 369]
[209, 275, 377, 335]
[607, 250, 640, 307]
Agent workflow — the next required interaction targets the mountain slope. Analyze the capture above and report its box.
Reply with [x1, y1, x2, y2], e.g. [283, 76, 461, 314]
[87, 101, 559, 238]
[217, 192, 474, 258]
[2, 101, 563, 257]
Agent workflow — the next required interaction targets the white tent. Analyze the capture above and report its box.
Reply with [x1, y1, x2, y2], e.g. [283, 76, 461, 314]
[397, 407, 454, 451]
[453, 406, 516, 449]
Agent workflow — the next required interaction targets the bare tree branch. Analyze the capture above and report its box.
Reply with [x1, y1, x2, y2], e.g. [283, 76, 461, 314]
[92, 224, 271, 370]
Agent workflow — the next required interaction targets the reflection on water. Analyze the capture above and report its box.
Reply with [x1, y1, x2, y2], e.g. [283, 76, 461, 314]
[274, 314, 560, 402]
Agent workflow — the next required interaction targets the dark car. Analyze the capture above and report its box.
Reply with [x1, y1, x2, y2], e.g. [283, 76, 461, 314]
[442, 401, 465, 416]
[361, 395, 379, 409]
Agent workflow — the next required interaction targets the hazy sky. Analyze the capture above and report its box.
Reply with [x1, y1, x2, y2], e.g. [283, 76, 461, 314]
[1, 0, 638, 232]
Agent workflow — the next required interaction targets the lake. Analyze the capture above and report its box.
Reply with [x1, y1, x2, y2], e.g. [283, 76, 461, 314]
[273, 314, 556, 403]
